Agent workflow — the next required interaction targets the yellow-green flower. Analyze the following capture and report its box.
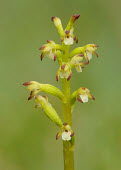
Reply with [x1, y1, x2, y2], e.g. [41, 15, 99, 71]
[56, 123, 75, 141]
[71, 87, 95, 104]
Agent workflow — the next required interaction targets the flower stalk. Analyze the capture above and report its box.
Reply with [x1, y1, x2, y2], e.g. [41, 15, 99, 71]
[62, 78, 74, 170]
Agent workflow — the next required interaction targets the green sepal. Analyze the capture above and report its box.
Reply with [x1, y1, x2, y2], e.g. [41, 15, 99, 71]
[52, 17, 65, 37]
[35, 95, 63, 128]
[66, 14, 80, 31]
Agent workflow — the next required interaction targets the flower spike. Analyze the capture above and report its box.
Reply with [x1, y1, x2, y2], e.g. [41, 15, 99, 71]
[23, 15, 99, 152]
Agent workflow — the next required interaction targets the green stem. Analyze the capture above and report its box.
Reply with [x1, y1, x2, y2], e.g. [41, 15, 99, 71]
[61, 45, 74, 170]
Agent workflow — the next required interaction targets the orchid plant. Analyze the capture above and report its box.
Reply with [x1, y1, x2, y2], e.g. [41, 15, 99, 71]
[23, 14, 98, 170]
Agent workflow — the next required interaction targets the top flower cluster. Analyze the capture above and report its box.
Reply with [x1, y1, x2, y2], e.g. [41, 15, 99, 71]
[39, 14, 98, 81]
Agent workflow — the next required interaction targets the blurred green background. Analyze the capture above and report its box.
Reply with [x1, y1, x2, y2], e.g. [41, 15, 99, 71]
[0, 0, 121, 169]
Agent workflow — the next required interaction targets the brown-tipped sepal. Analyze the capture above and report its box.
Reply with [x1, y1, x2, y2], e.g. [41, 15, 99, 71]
[73, 35, 78, 43]
[23, 81, 31, 86]
[67, 70, 72, 81]
[77, 96, 83, 103]
[56, 70, 60, 81]
[72, 14, 80, 21]
[54, 52, 57, 61]
[41, 53, 45, 61]
[66, 14, 80, 31]
[51, 16, 65, 37]
[56, 132, 62, 140]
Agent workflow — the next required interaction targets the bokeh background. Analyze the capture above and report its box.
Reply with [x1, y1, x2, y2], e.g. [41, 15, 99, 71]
[0, 0, 121, 169]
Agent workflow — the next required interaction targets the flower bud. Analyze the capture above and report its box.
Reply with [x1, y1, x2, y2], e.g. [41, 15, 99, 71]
[23, 81, 65, 101]
[51, 17, 65, 37]
[66, 14, 80, 31]
[35, 95, 63, 127]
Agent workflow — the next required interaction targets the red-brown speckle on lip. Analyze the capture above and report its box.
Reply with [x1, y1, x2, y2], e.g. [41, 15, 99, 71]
[63, 123, 68, 126]
[65, 30, 70, 35]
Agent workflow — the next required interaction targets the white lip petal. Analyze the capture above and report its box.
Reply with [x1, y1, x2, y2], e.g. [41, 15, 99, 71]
[75, 65, 82, 72]
[60, 70, 69, 78]
[62, 131, 71, 141]
[80, 93, 88, 103]
[47, 50, 54, 60]
[86, 50, 92, 60]
[64, 37, 74, 45]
